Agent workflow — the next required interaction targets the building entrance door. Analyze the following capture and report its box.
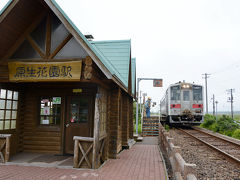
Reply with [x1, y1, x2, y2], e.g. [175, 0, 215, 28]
[64, 96, 93, 154]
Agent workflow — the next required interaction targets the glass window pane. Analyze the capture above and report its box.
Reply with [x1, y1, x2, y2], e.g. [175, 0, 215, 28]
[4, 120, 10, 130]
[6, 100, 12, 109]
[0, 100, 5, 109]
[51, 14, 69, 53]
[7, 90, 13, 99]
[11, 40, 41, 59]
[55, 38, 88, 59]
[0, 121, 3, 130]
[12, 111, 17, 119]
[11, 120, 16, 129]
[12, 101, 18, 110]
[30, 18, 46, 51]
[5, 110, 11, 119]
[0, 110, 4, 119]
[0, 89, 6, 99]
[183, 91, 190, 101]
[13, 91, 18, 100]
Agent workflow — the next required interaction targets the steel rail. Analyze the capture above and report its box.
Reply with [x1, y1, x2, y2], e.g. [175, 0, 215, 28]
[177, 128, 240, 165]
[192, 127, 240, 146]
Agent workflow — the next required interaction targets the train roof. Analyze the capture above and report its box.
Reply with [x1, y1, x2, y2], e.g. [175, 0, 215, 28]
[169, 81, 203, 88]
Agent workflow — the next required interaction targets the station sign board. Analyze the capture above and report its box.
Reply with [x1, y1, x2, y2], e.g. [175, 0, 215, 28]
[8, 61, 82, 82]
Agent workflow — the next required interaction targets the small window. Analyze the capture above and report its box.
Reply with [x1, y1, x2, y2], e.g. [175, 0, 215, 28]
[193, 85, 203, 101]
[183, 91, 190, 101]
[0, 89, 19, 130]
[69, 98, 88, 123]
[40, 97, 61, 125]
[171, 86, 180, 100]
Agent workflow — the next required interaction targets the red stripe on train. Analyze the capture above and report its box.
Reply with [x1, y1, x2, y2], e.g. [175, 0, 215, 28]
[192, 104, 203, 108]
[170, 104, 181, 108]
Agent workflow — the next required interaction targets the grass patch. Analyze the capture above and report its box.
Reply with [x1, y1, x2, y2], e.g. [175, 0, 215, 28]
[201, 114, 240, 140]
[134, 123, 142, 134]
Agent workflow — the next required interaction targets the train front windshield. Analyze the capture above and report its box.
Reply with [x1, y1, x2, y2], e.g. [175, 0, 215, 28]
[171, 86, 180, 100]
[193, 85, 203, 101]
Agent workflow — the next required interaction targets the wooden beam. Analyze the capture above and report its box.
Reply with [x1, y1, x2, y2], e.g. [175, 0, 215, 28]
[78, 142, 93, 168]
[45, 13, 51, 58]
[92, 91, 100, 169]
[27, 36, 46, 59]
[49, 34, 72, 59]
[1, 10, 47, 61]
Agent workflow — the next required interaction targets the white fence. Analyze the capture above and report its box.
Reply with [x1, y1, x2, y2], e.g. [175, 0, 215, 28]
[158, 124, 197, 180]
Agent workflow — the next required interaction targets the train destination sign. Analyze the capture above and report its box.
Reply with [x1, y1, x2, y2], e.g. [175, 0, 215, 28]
[8, 61, 82, 82]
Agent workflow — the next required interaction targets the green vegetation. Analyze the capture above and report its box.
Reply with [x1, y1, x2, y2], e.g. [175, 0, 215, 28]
[133, 101, 141, 123]
[201, 114, 240, 140]
[164, 124, 170, 132]
[134, 123, 142, 134]
[133, 101, 142, 134]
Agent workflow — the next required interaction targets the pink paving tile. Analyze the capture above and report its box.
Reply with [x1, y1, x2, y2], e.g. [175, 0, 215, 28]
[0, 138, 167, 180]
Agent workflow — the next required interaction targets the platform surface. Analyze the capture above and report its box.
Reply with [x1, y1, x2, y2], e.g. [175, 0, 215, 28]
[0, 137, 167, 180]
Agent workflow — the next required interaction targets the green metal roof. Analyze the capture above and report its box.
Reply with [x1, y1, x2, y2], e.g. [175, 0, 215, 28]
[131, 58, 136, 95]
[90, 40, 131, 87]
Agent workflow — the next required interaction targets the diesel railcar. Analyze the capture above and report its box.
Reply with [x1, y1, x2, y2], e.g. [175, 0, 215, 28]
[160, 81, 204, 125]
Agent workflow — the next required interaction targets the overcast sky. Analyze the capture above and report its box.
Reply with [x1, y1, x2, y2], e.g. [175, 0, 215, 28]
[1, 0, 240, 113]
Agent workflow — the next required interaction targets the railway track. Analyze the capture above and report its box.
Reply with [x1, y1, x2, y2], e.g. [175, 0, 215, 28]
[177, 127, 240, 165]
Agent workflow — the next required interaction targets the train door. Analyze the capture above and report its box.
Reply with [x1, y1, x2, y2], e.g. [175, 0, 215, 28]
[181, 90, 191, 111]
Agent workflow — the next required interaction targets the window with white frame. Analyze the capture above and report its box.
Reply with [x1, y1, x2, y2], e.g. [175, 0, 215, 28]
[0, 89, 19, 130]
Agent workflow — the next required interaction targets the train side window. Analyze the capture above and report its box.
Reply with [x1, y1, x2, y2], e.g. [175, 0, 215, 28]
[183, 91, 190, 101]
[171, 86, 180, 100]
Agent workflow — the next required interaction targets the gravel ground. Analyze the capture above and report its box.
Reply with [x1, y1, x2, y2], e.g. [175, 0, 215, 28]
[169, 129, 240, 180]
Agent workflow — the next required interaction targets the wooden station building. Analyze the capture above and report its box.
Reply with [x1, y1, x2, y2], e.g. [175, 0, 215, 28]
[0, 0, 136, 168]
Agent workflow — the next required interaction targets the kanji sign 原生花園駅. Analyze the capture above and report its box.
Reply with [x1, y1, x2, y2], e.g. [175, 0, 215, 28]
[8, 61, 82, 82]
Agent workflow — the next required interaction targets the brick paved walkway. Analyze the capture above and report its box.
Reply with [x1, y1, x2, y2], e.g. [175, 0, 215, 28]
[0, 138, 167, 180]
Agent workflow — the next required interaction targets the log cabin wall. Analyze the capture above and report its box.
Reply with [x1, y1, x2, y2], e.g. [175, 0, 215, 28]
[129, 97, 134, 139]
[108, 86, 120, 158]
[23, 88, 61, 154]
[117, 88, 122, 153]
[121, 92, 129, 147]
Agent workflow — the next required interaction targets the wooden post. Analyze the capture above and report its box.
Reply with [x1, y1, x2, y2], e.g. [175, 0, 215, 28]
[5, 136, 10, 162]
[92, 90, 100, 169]
[73, 139, 79, 168]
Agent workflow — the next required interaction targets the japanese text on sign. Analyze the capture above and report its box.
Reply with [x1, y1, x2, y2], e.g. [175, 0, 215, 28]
[8, 61, 82, 82]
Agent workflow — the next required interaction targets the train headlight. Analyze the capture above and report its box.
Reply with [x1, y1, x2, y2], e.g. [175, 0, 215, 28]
[182, 84, 190, 88]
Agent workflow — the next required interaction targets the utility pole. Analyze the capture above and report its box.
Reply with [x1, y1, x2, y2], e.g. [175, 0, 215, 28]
[215, 101, 218, 120]
[212, 94, 215, 116]
[202, 73, 210, 114]
[227, 89, 235, 120]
